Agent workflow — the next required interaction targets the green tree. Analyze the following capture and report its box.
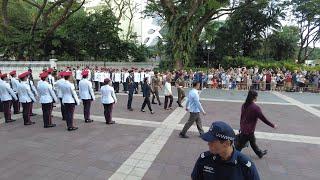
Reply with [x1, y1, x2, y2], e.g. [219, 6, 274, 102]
[145, 0, 236, 68]
[267, 26, 299, 61]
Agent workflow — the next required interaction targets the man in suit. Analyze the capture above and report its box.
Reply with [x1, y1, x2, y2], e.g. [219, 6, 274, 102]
[17, 71, 36, 125]
[37, 72, 58, 128]
[0, 73, 18, 123]
[9, 70, 21, 114]
[126, 70, 135, 111]
[60, 71, 80, 131]
[141, 77, 154, 114]
[79, 70, 95, 123]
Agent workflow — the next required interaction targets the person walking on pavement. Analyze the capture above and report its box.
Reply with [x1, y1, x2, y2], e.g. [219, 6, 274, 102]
[235, 90, 278, 158]
[151, 71, 162, 106]
[60, 71, 80, 131]
[9, 70, 21, 114]
[126, 70, 135, 111]
[179, 81, 206, 138]
[101, 78, 117, 124]
[192, 121, 260, 180]
[17, 71, 36, 125]
[176, 72, 186, 107]
[0, 73, 18, 123]
[37, 72, 58, 128]
[141, 77, 154, 114]
[79, 70, 95, 123]
[163, 77, 173, 110]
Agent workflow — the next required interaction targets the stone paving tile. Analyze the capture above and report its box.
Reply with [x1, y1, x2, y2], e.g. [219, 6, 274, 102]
[280, 92, 320, 105]
[200, 89, 289, 103]
[180, 101, 320, 136]
[0, 116, 154, 180]
[59, 95, 178, 122]
[144, 130, 320, 180]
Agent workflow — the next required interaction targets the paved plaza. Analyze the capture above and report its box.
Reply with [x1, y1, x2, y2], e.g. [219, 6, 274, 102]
[0, 88, 319, 180]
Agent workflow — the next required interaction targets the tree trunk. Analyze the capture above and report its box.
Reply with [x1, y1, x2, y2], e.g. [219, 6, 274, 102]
[1, 0, 9, 34]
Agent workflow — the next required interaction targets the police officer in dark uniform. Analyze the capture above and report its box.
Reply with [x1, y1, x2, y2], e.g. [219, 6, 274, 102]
[192, 121, 260, 180]
[126, 70, 135, 111]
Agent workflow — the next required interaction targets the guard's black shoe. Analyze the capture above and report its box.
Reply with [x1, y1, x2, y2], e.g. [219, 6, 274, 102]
[67, 127, 78, 131]
[85, 119, 94, 123]
[141, 109, 145, 112]
[5, 119, 16, 123]
[106, 121, 115, 124]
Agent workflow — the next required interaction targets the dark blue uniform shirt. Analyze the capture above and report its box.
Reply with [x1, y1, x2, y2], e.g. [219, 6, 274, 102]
[191, 149, 260, 180]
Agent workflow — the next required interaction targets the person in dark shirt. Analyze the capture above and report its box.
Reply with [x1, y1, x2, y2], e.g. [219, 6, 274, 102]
[235, 90, 278, 158]
[192, 121, 260, 180]
[141, 77, 154, 114]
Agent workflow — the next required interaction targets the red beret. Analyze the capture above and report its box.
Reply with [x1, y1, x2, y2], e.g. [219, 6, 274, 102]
[81, 70, 89, 76]
[9, 70, 16, 75]
[47, 68, 53, 73]
[1, 73, 7, 78]
[39, 72, 48, 79]
[64, 71, 72, 76]
[18, 71, 30, 79]
[141, 68, 144, 70]
[58, 71, 65, 77]
[104, 78, 111, 84]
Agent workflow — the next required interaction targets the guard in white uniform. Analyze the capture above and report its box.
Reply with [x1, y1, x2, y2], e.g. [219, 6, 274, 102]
[75, 66, 82, 89]
[93, 68, 100, 91]
[79, 70, 95, 123]
[47, 68, 55, 88]
[133, 68, 140, 94]
[122, 68, 130, 93]
[17, 71, 36, 125]
[0, 73, 18, 123]
[101, 78, 117, 124]
[60, 71, 80, 131]
[37, 72, 58, 128]
[9, 70, 21, 114]
[113, 69, 121, 93]
[55, 71, 67, 120]
[27, 72, 38, 116]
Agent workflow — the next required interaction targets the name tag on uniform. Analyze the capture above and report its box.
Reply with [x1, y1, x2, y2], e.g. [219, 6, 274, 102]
[203, 165, 215, 174]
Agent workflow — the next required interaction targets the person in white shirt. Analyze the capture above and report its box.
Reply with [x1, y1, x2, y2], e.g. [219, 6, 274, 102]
[55, 71, 67, 120]
[133, 68, 140, 94]
[27, 73, 38, 116]
[17, 71, 36, 125]
[47, 68, 55, 88]
[122, 68, 130, 93]
[79, 70, 95, 123]
[0, 73, 18, 123]
[9, 70, 21, 114]
[60, 71, 80, 131]
[140, 68, 146, 92]
[179, 81, 206, 138]
[37, 72, 58, 128]
[101, 78, 117, 124]
[75, 66, 82, 90]
[163, 77, 173, 110]
[99, 69, 107, 88]
[112, 69, 121, 93]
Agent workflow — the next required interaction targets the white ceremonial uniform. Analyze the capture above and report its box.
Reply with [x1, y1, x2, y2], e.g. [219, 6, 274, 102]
[101, 85, 117, 104]
[27, 79, 38, 97]
[0, 80, 18, 101]
[106, 72, 111, 81]
[87, 69, 92, 80]
[10, 78, 20, 93]
[37, 80, 58, 104]
[79, 78, 95, 100]
[94, 71, 101, 82]
[124, 72, 130, 82]
[48, 74, 55, 88]
[145, 73, 151, 84]
[140, 72, 145, 82]
[60, 81, 80, 105]
[99, 72, 106, 83]
[17, 81, 36, 103]
[134, 72, 140, 83]
[55, 78, 65, 98]
[113, 72, 121, 82]
[76, 69, 82, 80]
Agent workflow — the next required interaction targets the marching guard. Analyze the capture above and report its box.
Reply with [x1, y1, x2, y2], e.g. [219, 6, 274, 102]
[37, 72, 58, 128]
[0, 73, 18, 123]
[9, 70, 21, 114]
[60, 71, 80, 131]
[79, 70, 95, 123]
[17, 71, 36, 125]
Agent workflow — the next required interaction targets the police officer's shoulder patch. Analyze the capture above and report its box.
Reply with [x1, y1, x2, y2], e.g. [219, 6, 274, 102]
[199, 151, 211, 159]
[237, 152, 253, 169]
